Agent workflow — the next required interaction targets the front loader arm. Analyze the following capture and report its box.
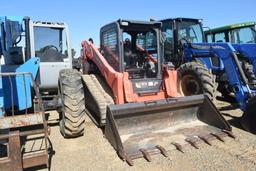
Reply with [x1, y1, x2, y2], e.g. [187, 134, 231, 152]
[190, 42, 255, 109]
[81, 41, 125, 104]
[232, 44, 256, 76]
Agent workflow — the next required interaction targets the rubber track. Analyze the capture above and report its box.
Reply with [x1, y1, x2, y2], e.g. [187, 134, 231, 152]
[82, 74, 114, 126]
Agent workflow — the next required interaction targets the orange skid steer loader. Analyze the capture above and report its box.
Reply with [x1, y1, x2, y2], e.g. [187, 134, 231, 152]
[58, 19, 234, 165]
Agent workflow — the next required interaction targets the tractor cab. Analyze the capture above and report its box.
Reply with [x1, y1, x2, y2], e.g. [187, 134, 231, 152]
[205, 22, 256, 44]
[31, 21, 72, 91]
[160, 18, 205, 66]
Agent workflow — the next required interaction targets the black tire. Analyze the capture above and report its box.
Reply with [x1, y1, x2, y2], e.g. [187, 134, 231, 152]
[217, 82, 232, 98]
[59, 69, 85, 138]
[241, 96, 256, 134]
[242, 61, 256, 88]
[178, 62, 216, 101]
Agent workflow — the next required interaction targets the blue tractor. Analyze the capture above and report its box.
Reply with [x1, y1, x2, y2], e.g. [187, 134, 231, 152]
[0, 16, 49, 170]
[159, 18, 256, 133]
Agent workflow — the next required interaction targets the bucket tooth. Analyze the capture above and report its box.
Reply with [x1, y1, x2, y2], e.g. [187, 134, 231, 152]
[125, 154, 134, 166]
[198, 135, 212, 146]
[210, 133, 225, 142]
[222, 129, 236, 139]
[155, 145, 168, 157]
[185, 138, 199, 149]
[171, 142, 184, 153]
[104, 95, 232, 164]
[140, 148, 152, 162]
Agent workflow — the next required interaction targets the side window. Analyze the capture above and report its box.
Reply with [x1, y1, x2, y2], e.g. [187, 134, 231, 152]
[206, 34, 213, 43]
[234, 27, 256, 43]
[136, 32, 157, 50]
[102, 29, 119, 71]
[214, 32, 226, 42]
[162, 22, 173, 62]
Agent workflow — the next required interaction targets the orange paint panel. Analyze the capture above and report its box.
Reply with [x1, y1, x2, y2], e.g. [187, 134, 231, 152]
[164, 70, 181, 98]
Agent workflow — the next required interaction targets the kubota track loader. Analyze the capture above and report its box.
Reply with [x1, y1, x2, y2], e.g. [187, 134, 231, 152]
[58, 19, 234, 165]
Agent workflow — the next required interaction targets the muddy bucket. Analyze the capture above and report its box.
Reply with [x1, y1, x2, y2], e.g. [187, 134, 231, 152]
[104, 95, 233, 165]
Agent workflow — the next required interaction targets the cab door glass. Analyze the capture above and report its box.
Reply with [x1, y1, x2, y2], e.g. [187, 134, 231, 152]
[207, 34, 213, 43]
[178, 21, 203, 43]
[162, 21, 173, 62]
[34, 26, 68, 62]
[214, 32, 226, 42]
[233, 27, 256, 43]
[102, 29, 119, 71]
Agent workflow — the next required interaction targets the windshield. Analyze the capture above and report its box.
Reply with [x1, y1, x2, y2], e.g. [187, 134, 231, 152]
[233, 26, 256, 43]
[136, 32, 157, 51]
[122, 29, 158, 79]
[34, 26, 68, 62]
[178, 21, 204, 43]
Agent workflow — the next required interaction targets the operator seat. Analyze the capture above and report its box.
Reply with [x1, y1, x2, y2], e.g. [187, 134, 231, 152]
[37, 48, 65, 62]
[123, 38, 134, 68]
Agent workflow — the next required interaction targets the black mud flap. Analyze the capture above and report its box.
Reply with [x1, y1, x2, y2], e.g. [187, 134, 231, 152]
[104, 95, 234, 166]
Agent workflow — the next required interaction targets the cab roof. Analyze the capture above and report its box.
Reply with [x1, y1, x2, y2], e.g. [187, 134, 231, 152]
[160, 17, 202, 23]
[205, 21, 256, 34]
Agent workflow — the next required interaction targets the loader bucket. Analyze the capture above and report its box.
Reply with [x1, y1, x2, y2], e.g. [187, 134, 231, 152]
[105, 95, 233, 165]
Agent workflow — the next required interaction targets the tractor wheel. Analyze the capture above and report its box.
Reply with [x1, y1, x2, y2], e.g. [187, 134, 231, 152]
[178, 62, 216, 101]
[242, 61, 256, 88]
[217, 83, 232, 99]
[59, 69, 86, 138]
[241, 96, 256, 134]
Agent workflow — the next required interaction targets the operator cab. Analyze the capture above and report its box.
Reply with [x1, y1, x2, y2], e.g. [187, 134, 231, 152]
[100, 19, 163, 94]
[31, 21, 72, 91]
[160, 18, 205, 66]
[122, 27, 158, 79]
[0, 17, 72, 91]
[33, 22, 69, 62]
[205, 22, 256, 44]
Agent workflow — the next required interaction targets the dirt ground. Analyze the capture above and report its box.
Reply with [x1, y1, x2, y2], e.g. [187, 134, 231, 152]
[36, 97, 256, 171]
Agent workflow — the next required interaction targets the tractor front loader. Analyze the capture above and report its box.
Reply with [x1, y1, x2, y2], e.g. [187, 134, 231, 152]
[58, 19, 234, 165]
[160, 18, 256, 134]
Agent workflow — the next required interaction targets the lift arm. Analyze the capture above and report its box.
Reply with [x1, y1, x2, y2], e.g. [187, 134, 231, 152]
[187, 42, 256, 110]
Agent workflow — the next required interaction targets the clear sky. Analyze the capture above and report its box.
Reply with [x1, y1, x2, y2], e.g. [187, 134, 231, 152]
[1, 0, 255, 57]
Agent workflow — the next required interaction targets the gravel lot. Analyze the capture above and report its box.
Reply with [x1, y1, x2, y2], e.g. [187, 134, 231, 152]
[35, 97, 256, 171]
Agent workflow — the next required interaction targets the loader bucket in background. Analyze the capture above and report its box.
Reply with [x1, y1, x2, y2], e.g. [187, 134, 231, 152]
[104, 95, 234, 165]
